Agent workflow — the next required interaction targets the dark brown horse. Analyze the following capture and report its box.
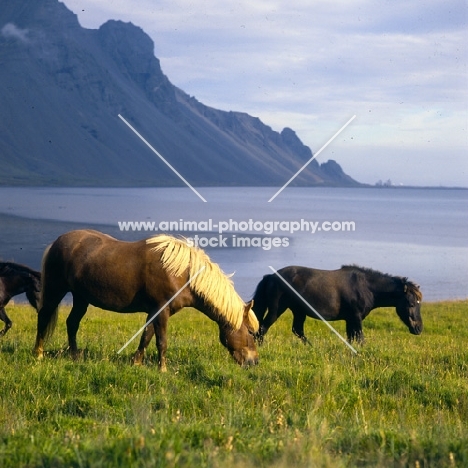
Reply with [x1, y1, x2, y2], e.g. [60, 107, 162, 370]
[252, 265, 423, 345]
[0, 262, 41, 337]
[34, 229, 259, 370]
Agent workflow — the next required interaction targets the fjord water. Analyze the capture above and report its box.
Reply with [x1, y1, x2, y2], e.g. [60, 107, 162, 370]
[0, 187, 466, 301]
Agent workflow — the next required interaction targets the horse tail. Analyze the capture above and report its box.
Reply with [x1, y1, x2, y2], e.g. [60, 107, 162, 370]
[38, 244, 59, 341]
[25, 283, 39, 310]
[251, 274, 274, 323]
[25, 271, 41, 311]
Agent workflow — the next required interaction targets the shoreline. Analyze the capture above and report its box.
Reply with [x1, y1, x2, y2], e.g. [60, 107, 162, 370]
[0, 184, 467, 190]
[1, 212, 466, 303]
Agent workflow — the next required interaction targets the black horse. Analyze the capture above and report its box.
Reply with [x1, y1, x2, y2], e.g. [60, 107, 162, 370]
[0, 262, 41, 337]
[252, 265, 423, 344]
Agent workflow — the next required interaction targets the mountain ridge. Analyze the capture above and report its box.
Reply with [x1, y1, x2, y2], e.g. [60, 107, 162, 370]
[0, 0, 361, 187]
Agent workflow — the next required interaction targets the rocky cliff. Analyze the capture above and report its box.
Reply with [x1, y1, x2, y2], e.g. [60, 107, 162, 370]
[0, 0, 360, 187]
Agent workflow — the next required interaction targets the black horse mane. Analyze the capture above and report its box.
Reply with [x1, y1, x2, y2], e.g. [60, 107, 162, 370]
[341, 264, 399, 280]
[341, 264, 422, 300]
[0, 261, 41, 279]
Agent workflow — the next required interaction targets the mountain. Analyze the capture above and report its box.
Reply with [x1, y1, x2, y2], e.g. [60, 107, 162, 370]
[0, 0, 361, 187]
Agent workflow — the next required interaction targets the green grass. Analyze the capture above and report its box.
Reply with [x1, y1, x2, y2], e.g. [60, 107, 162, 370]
[0, 301, 467, 467]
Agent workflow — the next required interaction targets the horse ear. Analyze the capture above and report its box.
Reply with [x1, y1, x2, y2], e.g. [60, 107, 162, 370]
[244, 300, 253, 316]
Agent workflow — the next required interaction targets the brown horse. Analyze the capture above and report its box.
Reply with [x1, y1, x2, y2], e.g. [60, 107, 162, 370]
[253, 265, 423, 345]
[0, 262, 41, 337]
[34, 229, 259, 370]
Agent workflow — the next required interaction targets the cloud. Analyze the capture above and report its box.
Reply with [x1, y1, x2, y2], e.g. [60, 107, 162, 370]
[61, 1, 466, 112]
[1, 23, 29, 43]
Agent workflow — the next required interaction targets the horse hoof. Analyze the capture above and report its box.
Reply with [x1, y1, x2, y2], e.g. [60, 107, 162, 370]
[71, 350, 83, 360]
[132, 352, 144, 366]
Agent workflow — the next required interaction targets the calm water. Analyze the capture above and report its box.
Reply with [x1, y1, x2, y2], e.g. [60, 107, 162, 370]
[0, 186, 466, 301]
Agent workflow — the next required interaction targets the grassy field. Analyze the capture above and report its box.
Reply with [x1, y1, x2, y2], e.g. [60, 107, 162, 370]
[0, 301, 467, 467]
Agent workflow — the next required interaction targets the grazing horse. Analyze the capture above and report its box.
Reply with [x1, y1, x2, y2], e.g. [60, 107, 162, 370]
[0, 262, 41, 337]
[34, 229, 259, 370]
[252, 265, 423, 344]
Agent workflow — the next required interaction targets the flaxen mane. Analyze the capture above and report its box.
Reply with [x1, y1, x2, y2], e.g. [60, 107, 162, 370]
[146, 235, 259, 332]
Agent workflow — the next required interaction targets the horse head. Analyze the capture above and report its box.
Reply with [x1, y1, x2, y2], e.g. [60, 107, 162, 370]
[219, 300, 259, 367]
[396, 279, 423, 335]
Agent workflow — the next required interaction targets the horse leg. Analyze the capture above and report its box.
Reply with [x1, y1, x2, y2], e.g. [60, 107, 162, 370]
[257, 297, 288, 344]
[153, 309, 170, 372]
[66, 298, 89, 360]
[346, 316, 364, 343]
[132, 324, 155, 366]
[291, 310, 311, 345]
[254, 308, 274, 344]
[257, 311, 276, 344]
[0, 306, 12, 337]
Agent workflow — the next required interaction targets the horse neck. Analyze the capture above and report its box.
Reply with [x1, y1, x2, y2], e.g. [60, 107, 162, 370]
[192, 295, 215, 320]
[366, 274, 402, 308]
[192, 295, 230, 329]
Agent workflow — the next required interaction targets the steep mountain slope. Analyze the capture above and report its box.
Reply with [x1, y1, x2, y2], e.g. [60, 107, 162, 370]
[0, 0, 360, 187]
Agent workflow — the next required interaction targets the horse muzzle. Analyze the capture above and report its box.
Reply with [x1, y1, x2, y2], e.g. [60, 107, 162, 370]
[235, 349, 259, 368]
[242, 355, 259, 368]
[409, 320, 423, 335]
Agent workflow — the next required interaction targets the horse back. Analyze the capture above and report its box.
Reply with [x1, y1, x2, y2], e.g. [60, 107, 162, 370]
[275, 265, 372, 319]
[46, 229, 142, 268]
[43, 230, 153, 310]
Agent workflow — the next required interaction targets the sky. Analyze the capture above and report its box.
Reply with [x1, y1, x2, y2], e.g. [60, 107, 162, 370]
[61, 0, 467, 187]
